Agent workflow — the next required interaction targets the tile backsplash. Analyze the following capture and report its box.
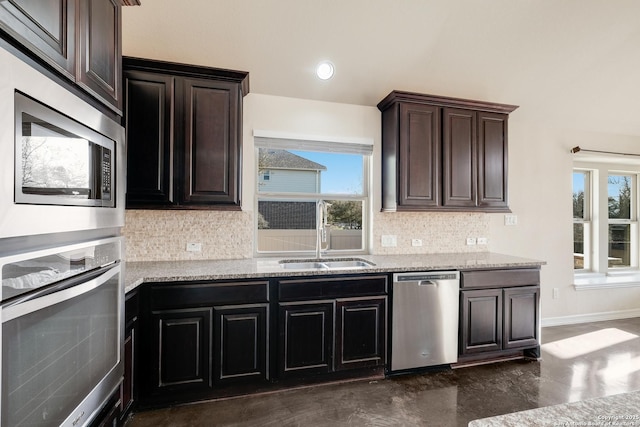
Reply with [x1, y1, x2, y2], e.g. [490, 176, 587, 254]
[123, 210, 253, 261]
[123, 210, 489, 262]
[371, 211, 489, 254]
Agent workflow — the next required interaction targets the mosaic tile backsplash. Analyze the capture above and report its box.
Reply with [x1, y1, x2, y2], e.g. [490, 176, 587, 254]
[123, 210, 254, 262]
[123, 210, 489, 261]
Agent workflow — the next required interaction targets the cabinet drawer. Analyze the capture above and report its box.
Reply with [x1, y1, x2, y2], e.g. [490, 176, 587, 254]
[461, 268, 539, 289]
[278, 275, 388, 301]
[150, 281, 269, 309]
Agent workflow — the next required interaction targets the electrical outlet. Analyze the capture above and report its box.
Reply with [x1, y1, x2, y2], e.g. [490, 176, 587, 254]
[466, 237, 477, 246]
[381, 235, 397, 247]
[504, 214, 518, 226]
[411, 239, 423, 247]
[552, 288, 559, 299]
[186, 242, 202, 252]
[477, 237, 488, 245]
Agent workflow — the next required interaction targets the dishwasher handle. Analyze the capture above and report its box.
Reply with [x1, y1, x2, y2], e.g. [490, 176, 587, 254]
[418, 280, 437, 286]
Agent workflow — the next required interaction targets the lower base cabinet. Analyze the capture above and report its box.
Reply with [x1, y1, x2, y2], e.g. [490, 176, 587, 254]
[279, 302, 334, 377]
[277, 276, 388, 379]
[336, 297, 387, 371]
[459, 269, 540, 361]
[138, 280, 270, 407]
[136, 274, 388, 407]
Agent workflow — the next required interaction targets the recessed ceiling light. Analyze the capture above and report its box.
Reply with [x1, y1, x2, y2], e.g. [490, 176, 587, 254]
[316, 61, 334, 80]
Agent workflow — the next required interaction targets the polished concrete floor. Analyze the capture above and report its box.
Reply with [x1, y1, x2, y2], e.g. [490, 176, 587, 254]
[126, 318, 640, 426]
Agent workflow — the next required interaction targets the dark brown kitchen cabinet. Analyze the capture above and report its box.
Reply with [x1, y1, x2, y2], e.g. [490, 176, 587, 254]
[77, 0, 122, 112]
[277, 275, 388, 379]
[181, 77, 241, 205]
[278, 301, 334, 377]
[124, 71, 174, 205]
[121, 290, 139, 421]
[0, 0, 76, 78]
[336, 297, 386, 371]
[458, 268, 540, 363]
[442, 107, 476, 208]
[151, 307, 212, 394]
[460, 288, 503, 354]
[503, 286, 539, 349]
[138, 280, 268, 407]
[214, 304, 268, 384]
[0, 0, 122, 113]
[378, 91, 517, 212]
[123, 57, 249, 209]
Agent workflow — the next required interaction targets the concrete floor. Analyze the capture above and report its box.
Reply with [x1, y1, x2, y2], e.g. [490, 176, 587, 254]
[126, 318, 640, 426]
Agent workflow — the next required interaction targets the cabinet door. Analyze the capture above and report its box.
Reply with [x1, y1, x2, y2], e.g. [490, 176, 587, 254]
[213, 304, 268, 385]
[398, 103, 440, 208]
[78, 0, 122, 112]
[336, 297, 386, 371]
[443, 108, 477, 208]
[124, 71, 175, 207]
[460, 289, 502, 354]
[180, 77, 241, 206]
[477, 112, 508, 209]
[278, 302, 334, 377]
[121, 292, 137, 418]
[150, 308, 212, 394]
[503, 286, 539, 349]
[0, 0, 75, 78]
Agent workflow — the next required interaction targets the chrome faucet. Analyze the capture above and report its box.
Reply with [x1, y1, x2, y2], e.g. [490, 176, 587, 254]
[316, 200, 331, 259]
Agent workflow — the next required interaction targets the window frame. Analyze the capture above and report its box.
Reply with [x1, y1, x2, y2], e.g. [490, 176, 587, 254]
[573, 169, 592, 272]
[573, 164, 640, 278]
[254, 141, 371, 258]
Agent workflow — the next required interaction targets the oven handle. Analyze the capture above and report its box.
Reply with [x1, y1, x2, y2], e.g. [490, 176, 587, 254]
[1, 262, 120, 323]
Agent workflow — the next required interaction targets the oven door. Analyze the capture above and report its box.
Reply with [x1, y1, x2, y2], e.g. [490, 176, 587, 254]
[1, 263, 123, 427]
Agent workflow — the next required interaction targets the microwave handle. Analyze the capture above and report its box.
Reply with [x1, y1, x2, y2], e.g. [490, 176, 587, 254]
[2, 263, 120, 323]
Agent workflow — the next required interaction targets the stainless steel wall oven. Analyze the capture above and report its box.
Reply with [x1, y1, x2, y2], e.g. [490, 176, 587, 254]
[1, 237, 123, 427]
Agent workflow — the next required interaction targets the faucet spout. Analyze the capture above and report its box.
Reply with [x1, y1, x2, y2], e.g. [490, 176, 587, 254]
[316, 200, 330, 259]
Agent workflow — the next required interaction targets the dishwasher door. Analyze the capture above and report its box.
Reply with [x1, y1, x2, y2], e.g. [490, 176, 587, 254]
[391, 271, 460, 371]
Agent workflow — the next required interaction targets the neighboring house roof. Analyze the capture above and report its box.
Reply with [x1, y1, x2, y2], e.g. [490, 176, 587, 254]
[259, 149, 326, 171]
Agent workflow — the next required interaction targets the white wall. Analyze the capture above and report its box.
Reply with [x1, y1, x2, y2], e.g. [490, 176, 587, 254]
[488, 113, 640, 323]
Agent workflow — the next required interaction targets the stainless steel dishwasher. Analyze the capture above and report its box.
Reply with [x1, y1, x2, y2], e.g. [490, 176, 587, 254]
[391, 271, 460, 371]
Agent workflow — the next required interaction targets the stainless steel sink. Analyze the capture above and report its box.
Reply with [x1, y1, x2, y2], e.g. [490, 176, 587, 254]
[279, 261, 327, 270]
[322, 260, 372, 269]
[279, 258, 375, 270]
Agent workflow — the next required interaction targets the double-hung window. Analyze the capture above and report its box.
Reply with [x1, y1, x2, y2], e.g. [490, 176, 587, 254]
[255, 137, 371, 257]
[573, 165, 640, 279]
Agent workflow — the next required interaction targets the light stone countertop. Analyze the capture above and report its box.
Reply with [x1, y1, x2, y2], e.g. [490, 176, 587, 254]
[468, 390, 640, 426]
[124, 252, 545, 293]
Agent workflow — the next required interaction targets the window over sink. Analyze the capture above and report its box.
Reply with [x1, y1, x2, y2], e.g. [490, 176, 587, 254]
[254, 137, 371, 257]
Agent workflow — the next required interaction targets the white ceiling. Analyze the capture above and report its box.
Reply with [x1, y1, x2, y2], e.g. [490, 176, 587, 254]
[122, 0, 640, 137]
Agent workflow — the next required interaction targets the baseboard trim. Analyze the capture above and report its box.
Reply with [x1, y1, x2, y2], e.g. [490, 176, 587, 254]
[541, 308, 640, 327]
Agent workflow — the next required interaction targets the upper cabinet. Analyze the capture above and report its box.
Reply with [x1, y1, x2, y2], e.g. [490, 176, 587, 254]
[378, 91, 517, 212]
[123, 57, 249, 210]
[0, 0, 122, 113]
[77, 0, 122, 112]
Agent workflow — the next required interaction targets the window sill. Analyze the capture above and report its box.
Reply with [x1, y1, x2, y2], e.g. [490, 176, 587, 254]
[574, 271, 640, 290]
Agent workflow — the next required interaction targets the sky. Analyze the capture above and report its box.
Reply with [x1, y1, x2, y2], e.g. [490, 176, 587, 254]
[290, 150, 363, 195]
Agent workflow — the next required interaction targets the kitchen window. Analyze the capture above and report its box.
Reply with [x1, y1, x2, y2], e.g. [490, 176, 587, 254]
[573, 165, 640, 289]
[573, 170, 591, 271]
[254, 137, 371, 256]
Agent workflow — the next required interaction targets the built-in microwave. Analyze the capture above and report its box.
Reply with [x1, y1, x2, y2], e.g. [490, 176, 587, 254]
[14, 91, 115, 208]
